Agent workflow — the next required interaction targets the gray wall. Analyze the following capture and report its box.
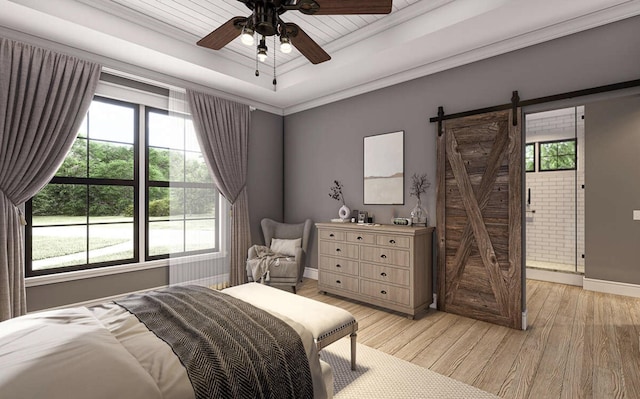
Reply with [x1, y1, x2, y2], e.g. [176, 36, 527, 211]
[27, 110, 284, 311]
[284, 15, 640, 271]
[585, 95, 640, 284]
[247, 110, 284, 245]
[26, 268, 167, 311]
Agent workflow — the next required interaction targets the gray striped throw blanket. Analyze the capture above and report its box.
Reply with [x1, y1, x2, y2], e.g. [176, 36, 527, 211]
[116, 285, 313, 399]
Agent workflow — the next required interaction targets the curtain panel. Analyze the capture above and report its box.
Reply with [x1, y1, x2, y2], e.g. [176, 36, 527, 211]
[167, 89, 232, 289]
[186, 90, 251, 286]
[0, 37, 101, 320]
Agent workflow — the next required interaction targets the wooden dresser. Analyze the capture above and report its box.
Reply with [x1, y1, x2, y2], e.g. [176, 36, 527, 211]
[316, 222, 433, 318]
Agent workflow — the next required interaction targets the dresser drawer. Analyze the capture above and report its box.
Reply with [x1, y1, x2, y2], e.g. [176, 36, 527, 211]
[360, 246, 410, 267]
[360, 263, 409, 286]
[318, 230, 346, 241]
[319, 241, 359, 259]
[319, 271, 359, 294]
[376, 234, 411, 249]
[360, 280, 410, 306]
[319, 256, 359, 276]
[346, 231, 375, 244]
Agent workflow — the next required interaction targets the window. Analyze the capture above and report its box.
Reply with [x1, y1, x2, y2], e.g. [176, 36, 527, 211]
[525, 143, 535, 172]
[146, 108, 218, 259]
[539, 139, 577, 171]
[26, 95, 219, 277]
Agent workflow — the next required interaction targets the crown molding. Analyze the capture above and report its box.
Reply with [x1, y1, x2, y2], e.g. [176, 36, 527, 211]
[283, 1, 640, 115]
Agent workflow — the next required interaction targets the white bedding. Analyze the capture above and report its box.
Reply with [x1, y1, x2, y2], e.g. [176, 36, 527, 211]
[0, 299, 332, 399]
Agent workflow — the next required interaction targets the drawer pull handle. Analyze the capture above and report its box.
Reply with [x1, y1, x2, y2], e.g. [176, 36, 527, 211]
[336, 248, 341, 252]
[329, 233, 335, 237]
[389, 239, 396, 244]
[357, 236, 363, 240]
[380, 254, 387, 259]
[336, 280, 341, 284]
[381, 290, 387, 295]
[336, 264, 341, 268]
[380, 272, 387, 277]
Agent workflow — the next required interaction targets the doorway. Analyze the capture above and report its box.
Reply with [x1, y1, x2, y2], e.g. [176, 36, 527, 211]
[524, 106, 584, 275]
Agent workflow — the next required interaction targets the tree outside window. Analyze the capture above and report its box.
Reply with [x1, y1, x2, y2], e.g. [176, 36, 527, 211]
[539, 139, 576, 171]
[525, 143, 535, 172]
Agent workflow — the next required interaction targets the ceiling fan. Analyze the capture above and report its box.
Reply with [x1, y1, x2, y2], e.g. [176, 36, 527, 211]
[197, 0, 393, 65]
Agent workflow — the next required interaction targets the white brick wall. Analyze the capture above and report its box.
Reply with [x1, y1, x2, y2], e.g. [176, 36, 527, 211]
[525, 106, 585, 273]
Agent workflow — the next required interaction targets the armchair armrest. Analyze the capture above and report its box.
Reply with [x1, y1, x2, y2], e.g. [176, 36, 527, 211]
[247, 245, 259, 260]
[294, 247, 303, 263]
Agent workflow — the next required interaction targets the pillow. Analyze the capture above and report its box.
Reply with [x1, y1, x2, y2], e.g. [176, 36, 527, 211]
[270, 238, 302, 257]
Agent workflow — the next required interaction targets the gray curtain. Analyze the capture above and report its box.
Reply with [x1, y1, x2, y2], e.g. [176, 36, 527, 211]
[186, 90, 251, 286]
[0, 38, 101, 320]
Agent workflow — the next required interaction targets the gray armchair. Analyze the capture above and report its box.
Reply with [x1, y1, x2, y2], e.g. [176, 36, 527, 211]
[246, 218, 313, 293]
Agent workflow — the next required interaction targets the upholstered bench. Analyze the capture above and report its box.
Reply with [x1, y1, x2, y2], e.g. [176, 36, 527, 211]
[223, 282, 358, 370]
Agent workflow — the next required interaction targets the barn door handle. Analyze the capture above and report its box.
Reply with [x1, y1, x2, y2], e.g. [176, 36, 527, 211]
[380, 290, 387, 295]
[380, 272, 387, 277]
[389, 239, 396, 244]
[380, 254, 387, 259]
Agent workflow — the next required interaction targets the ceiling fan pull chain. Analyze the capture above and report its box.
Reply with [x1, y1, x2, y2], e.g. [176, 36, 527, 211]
[255, 35, 260, 77]
[272, 35, 277, 89]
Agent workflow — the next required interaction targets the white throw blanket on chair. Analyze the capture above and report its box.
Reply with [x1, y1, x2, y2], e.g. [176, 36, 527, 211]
[248, 245, 291, 283]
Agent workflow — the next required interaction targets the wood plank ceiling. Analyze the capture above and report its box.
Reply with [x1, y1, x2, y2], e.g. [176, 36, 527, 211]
[105, 0, 420, 69]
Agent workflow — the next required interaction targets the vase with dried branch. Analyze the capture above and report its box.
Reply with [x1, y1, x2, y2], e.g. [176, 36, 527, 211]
[329, 180, 350, 220]
[409, 173, 430, 226]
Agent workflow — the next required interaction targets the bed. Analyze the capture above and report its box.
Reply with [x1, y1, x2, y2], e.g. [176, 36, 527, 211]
[0, 285, 332, 399]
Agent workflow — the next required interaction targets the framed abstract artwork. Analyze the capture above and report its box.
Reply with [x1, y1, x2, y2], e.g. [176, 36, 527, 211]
[363, 131, 404, 205]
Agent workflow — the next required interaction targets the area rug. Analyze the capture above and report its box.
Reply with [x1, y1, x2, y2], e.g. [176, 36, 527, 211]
[321, 339, 499, 399]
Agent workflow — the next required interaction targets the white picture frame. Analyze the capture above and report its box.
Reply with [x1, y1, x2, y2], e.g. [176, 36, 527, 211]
[363, 131, 404, 205]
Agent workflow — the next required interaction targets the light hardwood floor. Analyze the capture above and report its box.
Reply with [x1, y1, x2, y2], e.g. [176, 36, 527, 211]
[298, 278, 640, 398]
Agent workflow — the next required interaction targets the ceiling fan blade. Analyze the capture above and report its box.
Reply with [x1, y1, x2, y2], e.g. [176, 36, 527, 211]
[197, 16, 247, 50]
[302, 0, 392, 15]
[285, 23, 331, 64]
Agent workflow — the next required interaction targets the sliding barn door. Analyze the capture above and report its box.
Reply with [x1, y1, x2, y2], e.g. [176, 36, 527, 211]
[436, 109, 523, 329]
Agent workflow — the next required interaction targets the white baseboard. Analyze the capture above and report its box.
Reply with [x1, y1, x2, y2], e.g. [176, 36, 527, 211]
[583, 277, 640, 298]
[527, 269, 640, 298]
[304, 267, 318, 280]
[526, 268, 583, 286]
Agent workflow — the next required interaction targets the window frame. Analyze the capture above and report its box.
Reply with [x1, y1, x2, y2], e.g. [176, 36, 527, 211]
[538, 138, 577, 172]
[25, 94, 221, 278]
[25, 96, 140, 277]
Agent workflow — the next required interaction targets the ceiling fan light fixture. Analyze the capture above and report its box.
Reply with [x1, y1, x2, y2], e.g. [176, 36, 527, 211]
[257, 38, 268, 62]
[198, 0, 392, 71]
[240, 27, 255, 46]
[280, 36, 292, 54]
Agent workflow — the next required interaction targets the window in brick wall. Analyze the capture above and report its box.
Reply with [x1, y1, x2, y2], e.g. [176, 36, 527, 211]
[525, 143, 535, 172]
[539, 139, 576, 171]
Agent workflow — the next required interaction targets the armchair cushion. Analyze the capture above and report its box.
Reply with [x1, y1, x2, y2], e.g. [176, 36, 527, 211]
[270, 238, 301, 257]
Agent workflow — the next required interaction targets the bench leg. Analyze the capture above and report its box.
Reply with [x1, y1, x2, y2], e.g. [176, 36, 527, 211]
[350, 332, 357, 371]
